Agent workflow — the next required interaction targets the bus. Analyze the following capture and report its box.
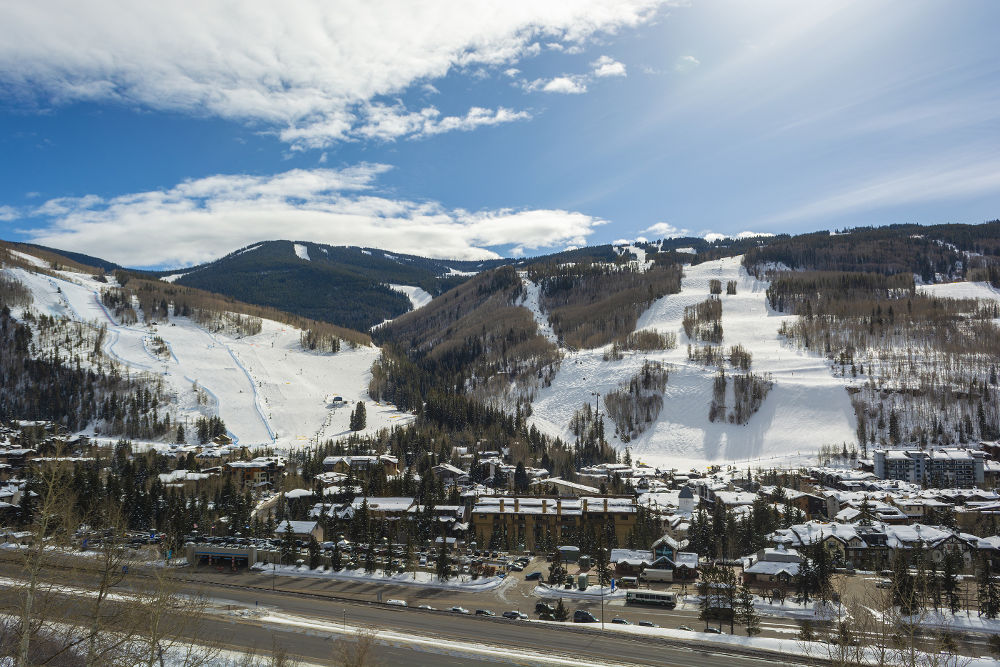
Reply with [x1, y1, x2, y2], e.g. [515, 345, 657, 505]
[625, 590, 676, 608]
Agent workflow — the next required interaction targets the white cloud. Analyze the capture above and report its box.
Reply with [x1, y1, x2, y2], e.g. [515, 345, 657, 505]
[539, 76, 588, 94]
[24, 165, 607, 267]
[703, 233, 727, 243]
[591, 55, 626, 78]
[0, 1, 669, 148]
[644, 221, 690, 238]
[674, 55, 700, 72]
[0, 205, 17, 221]
[504, 68, 521, 78]
[352, 104, 531, 142]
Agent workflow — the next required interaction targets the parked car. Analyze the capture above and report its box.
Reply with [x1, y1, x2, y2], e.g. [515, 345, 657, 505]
[417, 604, 436, 610]
[876, 579, 893, 589]
[703, 627, 722, 634]
[638, 620, 657, 627]
[509, 563, 524, 572]
[573, 610, 598, 623]
[678, 625, 694, 632]
[535, 602, 555, 615]
[502, 611, 528, 620]
[386, 599, 407, 607]
[475, 609, 495, 617]
[611, 618, 630, 625]
[451, 606, 471, 615]
[525, 571, 542, 581]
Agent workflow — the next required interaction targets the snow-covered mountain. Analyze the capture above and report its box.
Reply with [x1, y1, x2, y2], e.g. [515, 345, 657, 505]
[527, 255, 859, 470]
[1, 251, 414, 449]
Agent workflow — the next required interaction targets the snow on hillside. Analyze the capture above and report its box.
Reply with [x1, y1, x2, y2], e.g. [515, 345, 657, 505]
[388, 283, 432, 310]
[3, 263, 412, 449]
[915, 280, 1000, 302]
[518, 272, 558, 345]
[161, 273, 187, 283]
[293, 243, 310, 261]
[529, 256, 858, 470]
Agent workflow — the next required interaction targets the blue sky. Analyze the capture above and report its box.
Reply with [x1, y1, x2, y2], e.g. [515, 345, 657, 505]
[0, 0, 998, 268]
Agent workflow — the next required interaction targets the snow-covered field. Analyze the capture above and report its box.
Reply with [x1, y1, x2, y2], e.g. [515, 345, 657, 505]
[529, 256, 858, 470]
[3, 264, 412, 449]
[916, 280, 1000, 302]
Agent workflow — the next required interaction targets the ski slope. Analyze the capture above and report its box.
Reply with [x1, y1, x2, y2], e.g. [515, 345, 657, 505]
[388, 284, 433, 310]
[3, 264, 412, 449]
[529, 256, 858, 470]
[916, 280, 1000, 302]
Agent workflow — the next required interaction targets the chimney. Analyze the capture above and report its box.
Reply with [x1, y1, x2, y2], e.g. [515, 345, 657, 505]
[582, 498, 588, 512]
[514, 498, 520, 512]
[542, 499, 548, 514]
[557, 499, 562, 515]
[499, 498, 505, 513]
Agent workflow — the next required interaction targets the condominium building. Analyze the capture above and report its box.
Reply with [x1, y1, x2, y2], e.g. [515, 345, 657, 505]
[873, 448, 985, 488]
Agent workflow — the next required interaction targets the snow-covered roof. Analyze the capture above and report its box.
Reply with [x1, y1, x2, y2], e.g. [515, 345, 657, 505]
[284, 488, 314, 499]
[610, 549, 653, 565]
[745, 560, 800, 577]
[674, 552, 699, 568]
[353, 497, 414, 512]
[277, 520, 318, 535]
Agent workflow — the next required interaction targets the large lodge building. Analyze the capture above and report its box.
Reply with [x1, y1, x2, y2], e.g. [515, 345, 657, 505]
[471, 495, 637, 552]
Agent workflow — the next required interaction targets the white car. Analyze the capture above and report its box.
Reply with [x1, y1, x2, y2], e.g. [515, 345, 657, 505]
[386, 599, 407, 607]
[450, 606, 471, 614]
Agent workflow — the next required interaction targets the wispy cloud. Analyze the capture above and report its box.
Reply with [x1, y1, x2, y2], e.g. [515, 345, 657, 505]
[23, 165, 608, 266]
[0, 1, 668, 148]
[674, 55, 700, 73]
[765, 154, 1000, 226]
[0, 205, 18, 222]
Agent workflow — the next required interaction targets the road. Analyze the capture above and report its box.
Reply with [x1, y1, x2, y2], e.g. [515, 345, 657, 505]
[0, 557, 809, 666]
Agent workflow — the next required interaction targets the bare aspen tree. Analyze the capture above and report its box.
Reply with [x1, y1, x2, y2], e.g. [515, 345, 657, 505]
[334, 626, 380, 667]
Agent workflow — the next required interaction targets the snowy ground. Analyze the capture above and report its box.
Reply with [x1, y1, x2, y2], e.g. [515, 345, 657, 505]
[529, 256, 858, 470]
[3, 264, 412, 449]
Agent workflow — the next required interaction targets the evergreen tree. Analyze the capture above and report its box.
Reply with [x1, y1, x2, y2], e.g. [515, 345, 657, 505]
[892, 551, 918, 615]
[548, 547, 565, 585]
[942, 550, 962, 614]
[364, 539, 377, 575]
[513, 461, 529, 493]
[593, 534, 612, 587]
[435, 536, 453, 582]
[978, 558, 1000, 620]
[554, 598, 569, 622]
[331, 541, 343, 570]
[735, 586, 761, 636]
[349, 401, 367, 431]
[307, 535, 322, 569]
[280, 522, 297, 565]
